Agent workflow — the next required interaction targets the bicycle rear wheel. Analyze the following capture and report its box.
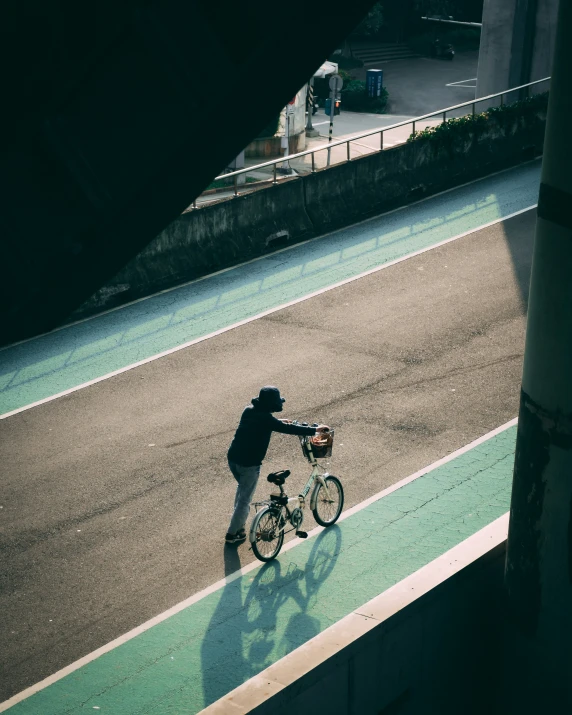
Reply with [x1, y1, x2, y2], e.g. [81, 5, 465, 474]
[312, 476, 344, 526]
[251, 507, 285, 562]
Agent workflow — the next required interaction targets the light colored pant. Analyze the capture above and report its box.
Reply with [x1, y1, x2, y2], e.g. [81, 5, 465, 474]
[228, 459, 261, 534]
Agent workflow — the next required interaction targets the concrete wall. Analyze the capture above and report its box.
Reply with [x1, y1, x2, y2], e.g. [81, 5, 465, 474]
[278, 86, 307, 138]
[203, 516, 508, 715]
[94, 179, 315, 306]
[246, 86, 307, 158]
[245, 131, 305, 158]
[530, 0, 560, 81]
[477, 0, 558, 101]
[77, 100, 547, 317]
[477, 0, 517, 98]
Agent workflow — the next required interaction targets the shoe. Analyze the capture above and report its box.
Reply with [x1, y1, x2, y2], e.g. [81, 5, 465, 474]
[225, 529, 246, 544]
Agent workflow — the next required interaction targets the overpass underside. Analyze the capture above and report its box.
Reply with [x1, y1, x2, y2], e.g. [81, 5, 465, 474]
[0, 0, 374, 345]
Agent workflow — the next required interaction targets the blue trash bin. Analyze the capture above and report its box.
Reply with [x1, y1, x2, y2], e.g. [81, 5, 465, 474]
[366, 69, 384, 98]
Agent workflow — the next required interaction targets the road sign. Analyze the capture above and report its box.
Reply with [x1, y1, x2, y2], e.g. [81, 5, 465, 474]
[329, 74, 344, 93]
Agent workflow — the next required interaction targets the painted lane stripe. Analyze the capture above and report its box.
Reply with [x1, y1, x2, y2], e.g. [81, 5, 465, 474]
[446, 77, 478, 87]
[202, 513, 510, 715]
[0, 206, 536, 422]
[0, 416, 517, 712]
[0, 161, 540, 352]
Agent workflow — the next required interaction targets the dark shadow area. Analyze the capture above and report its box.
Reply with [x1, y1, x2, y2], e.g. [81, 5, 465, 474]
[1, 1, 376, 345]
[201, 525, 342, 709]
[224, 545, 242, 578]
[501, 206, 538, 308]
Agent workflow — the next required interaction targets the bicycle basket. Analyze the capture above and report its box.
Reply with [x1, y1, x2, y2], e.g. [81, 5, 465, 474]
[309, 430, 334, 458]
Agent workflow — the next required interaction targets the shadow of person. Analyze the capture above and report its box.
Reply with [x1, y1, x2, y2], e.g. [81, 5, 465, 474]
[224, 543, 241, 577]
[200, 555, 282, 708]
[200, 526, 342, 710]
[279, 525, 342, 656]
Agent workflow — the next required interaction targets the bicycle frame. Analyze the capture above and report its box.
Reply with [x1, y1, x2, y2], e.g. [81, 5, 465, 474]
[299, 432, 334, 509]
[250, 436, 332, 538]
[248, 427, 344, 562]
[301, 462, 331, 511]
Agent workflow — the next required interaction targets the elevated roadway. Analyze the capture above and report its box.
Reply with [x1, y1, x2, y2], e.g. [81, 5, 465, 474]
[0, 164, 538, 710]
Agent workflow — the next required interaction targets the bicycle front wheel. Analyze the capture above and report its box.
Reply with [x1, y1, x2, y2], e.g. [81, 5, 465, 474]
[312, 476, 344, 527]
[251, 507, 285, 562]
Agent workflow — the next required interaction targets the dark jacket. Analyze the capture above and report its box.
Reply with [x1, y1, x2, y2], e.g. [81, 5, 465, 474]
[228, 404, 316, 467]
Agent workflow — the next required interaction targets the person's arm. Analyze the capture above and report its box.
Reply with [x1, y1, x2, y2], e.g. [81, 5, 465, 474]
[268, 414, 316, 436]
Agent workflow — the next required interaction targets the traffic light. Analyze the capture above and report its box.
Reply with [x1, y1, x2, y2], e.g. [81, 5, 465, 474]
[325, 98, 342, 116]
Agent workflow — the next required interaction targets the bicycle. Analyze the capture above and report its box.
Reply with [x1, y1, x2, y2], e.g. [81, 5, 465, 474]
[249, 423, 344, 562]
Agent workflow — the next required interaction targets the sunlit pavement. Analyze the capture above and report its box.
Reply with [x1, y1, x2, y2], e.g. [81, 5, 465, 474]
[2, 423, 516, 714]
[0, 161, 540, 417]
[0, 162, 538, 711]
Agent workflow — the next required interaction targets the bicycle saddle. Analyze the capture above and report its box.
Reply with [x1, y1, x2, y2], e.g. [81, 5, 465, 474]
[267, 470, 290, 485]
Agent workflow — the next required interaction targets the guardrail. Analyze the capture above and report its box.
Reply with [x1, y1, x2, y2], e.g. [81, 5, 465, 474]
[192, 76, 550, 208]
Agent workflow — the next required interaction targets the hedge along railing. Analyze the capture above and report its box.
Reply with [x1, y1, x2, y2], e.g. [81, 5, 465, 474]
[191, 77, 550, 208]
[407, 90, 549, 149]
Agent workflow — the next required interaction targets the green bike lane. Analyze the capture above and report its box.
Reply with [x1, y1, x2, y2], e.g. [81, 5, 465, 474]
[0, 161, 540, 417]
[2, 421, 517, 714]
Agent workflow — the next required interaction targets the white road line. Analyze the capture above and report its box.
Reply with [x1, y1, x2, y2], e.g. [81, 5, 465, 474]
[204, 513, 510, 715]
[0, 205, 537, 421]
[0, 416, 517, 712]
[0, 159, 540, 353]
[446, 77, 478, 87]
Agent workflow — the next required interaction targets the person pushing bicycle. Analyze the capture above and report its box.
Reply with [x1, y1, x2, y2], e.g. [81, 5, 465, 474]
[226, 386, 330, 544]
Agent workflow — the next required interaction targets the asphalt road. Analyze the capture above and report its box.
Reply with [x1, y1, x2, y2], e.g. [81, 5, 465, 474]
[354, 50, 480, 117]
[0, 209, 535, 702]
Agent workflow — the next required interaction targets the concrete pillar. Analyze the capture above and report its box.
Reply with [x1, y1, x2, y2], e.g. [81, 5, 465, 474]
[529, 0, 559, 82]
[476, 0, 558, 102]
[504, 2, 572, 711]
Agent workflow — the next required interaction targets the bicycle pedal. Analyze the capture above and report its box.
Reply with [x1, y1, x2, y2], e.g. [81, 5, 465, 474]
[296, 531, 308, 539]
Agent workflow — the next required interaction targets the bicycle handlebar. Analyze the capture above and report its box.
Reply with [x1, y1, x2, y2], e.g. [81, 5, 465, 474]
[290, 420, 330, 432]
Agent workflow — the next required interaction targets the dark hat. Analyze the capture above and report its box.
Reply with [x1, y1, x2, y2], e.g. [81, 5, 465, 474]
[252, 385, 285, 412]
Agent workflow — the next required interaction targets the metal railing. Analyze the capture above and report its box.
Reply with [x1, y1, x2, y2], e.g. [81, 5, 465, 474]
[192, 76, 550, 208]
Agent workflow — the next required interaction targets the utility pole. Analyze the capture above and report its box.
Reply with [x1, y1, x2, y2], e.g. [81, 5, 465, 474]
[280, 97, 296, 174]
[227, 150, 245, 185]
[326, 73, 343, 167]
[305, 77, 319, 137]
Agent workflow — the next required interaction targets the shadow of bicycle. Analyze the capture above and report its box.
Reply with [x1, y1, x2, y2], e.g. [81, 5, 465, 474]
[200, 525, 342, 708]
